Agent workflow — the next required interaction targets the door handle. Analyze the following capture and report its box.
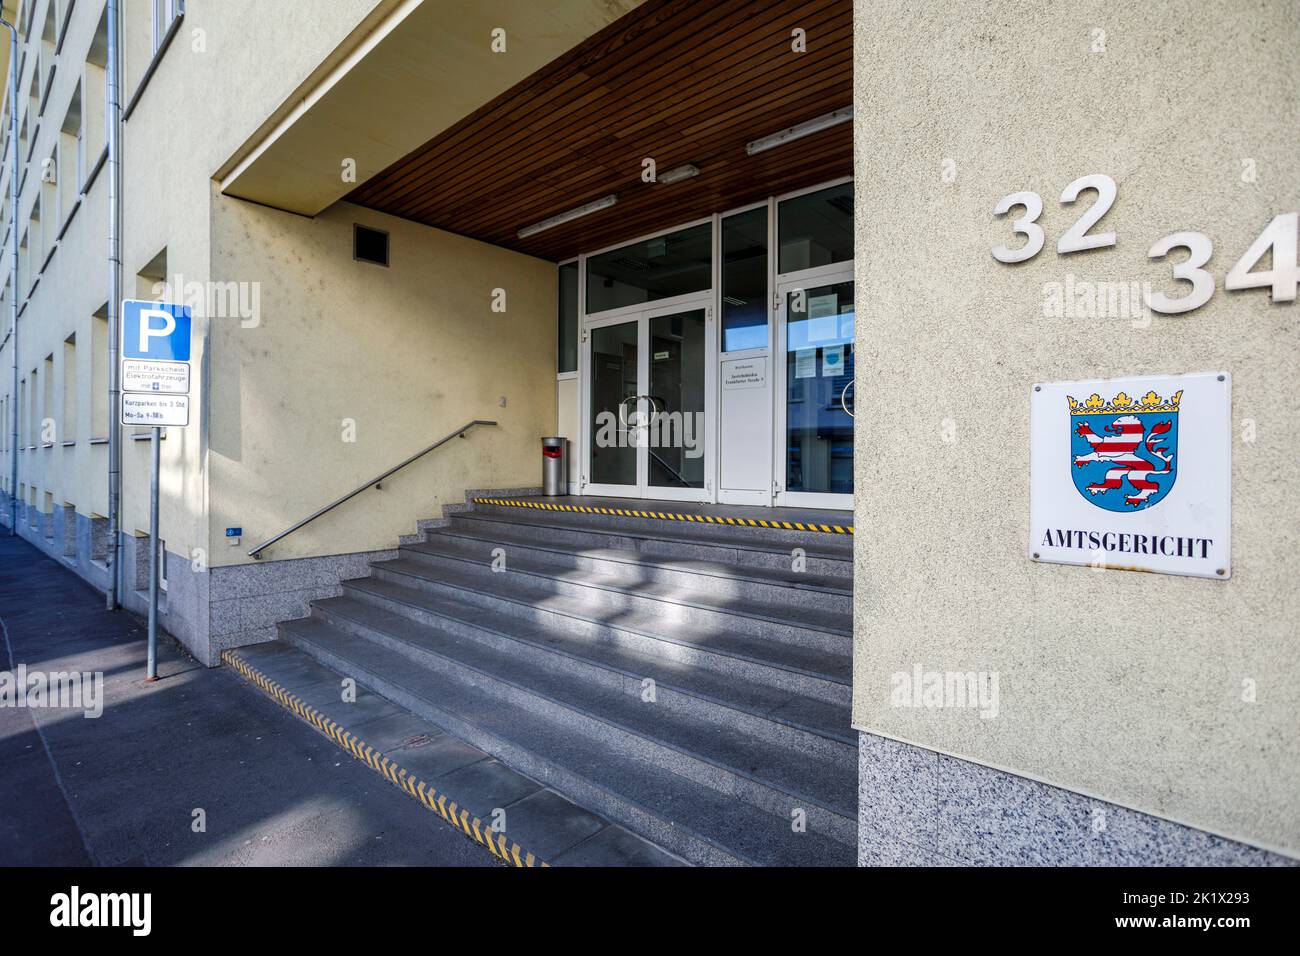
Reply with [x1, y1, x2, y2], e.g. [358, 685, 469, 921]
[617, 394, 664, 427]
[839, 380, 855, 419]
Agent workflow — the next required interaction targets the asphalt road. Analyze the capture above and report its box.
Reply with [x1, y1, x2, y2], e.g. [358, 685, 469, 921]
[0, 533, 494, 867]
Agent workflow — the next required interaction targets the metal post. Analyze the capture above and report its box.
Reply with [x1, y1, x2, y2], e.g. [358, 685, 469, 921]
[146, 427, 159, 681]
[2, 17, 18, 535]
[106, 0, 123, 608]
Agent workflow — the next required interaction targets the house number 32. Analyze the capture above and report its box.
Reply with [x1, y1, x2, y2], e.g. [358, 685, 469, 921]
[991, 173, 1298, 314]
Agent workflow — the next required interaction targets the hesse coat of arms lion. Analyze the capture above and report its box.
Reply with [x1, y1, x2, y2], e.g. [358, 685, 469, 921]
[1068, 389, 1180, 512]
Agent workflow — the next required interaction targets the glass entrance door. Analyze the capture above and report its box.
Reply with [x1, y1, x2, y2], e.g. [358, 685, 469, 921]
[583, 300, 714, 501]
[774, 271, 854, 508]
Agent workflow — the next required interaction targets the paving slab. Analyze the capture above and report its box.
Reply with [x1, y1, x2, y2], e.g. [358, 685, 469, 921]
[0, 534, 493, 867]
[551, 822, 688, 867]
[493, 788, 607, 860]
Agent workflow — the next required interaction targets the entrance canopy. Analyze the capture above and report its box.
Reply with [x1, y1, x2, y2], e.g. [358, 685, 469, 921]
[346, 0, 852, 262]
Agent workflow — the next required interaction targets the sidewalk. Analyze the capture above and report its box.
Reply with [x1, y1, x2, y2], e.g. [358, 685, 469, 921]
[0, 532, 493, 866]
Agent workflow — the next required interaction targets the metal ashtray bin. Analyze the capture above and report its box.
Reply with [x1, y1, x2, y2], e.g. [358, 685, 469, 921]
[542, 437, 568, 496]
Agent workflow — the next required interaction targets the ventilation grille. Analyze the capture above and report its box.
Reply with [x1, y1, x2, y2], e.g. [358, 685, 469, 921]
[354, 225, 389, 266]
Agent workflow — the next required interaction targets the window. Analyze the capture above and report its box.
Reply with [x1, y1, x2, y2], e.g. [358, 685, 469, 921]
[91, 307, 108, 438]
[721, 207, 769, 352]
[777, 182, 853, 274]
[557, 262, 578, 373]
[152, 0, 181, 54]
[82, 7, 108, 168]
[42, 354, 54, 445]
[59, 83, 82, 207]
[62, 334, 76, 443]
[585, 222, 712, 314]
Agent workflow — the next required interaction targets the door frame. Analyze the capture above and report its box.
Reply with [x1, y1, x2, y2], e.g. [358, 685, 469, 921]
[579, 295, 716, 502]
[772, 265, 856, 510]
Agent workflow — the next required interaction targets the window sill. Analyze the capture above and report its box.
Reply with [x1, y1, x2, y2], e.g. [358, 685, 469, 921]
[82, 145, 108, 195]
[88, 437, 108, 445]
[60, 440, 75, 447]
[56, 196, 81, 242]
[123, 11, 186, 122]
[55, 0, 76, 56]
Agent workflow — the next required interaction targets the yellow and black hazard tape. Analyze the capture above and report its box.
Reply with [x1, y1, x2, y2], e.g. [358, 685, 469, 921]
[472, 497, 854, 535]
[221, 649, 547, 868]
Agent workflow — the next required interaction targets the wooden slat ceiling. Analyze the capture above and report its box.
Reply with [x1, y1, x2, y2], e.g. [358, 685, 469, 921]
[347, 0, 852, 262]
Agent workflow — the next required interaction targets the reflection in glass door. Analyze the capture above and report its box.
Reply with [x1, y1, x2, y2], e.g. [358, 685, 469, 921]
[777, 276, 854, 508]
[583, 303, 714, 501]
[586, 319, 642, 495]
[647, 308, 708, 498]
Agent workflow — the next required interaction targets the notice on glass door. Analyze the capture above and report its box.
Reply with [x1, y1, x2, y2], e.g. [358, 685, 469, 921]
[723, 358, 767, 389]
[822, 345, 844, 377]
[795, 349, 817, 379]
[807, 294, 839, 342]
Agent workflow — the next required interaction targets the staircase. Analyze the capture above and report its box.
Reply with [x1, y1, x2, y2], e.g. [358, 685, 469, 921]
[276, 497, 856, 866]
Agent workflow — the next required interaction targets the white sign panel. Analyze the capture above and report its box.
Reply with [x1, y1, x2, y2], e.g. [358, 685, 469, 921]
[123, 359, 190, 394]
[122, 394, 190, 428]
[120, 300, 193, 427]
[1029, 371, 1231, 579]
[722, 358, 766, 390]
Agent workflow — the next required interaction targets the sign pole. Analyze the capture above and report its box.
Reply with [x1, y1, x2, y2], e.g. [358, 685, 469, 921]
[119, 299, 192, 681]
[147, 425, 160, 681]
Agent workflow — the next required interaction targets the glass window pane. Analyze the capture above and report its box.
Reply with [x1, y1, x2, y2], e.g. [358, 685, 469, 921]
[778, 182, 853, 275]
[586, 222, 711, 314]
[648, 309, 707, 489]
[589, 321, 639, 486]
[557, 262, 578, 373]
[721, 207, 768, 352]
[785, 280, 854, 495]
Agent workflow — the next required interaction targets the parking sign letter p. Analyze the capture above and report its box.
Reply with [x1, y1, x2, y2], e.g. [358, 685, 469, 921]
[139, 309, 176, 354]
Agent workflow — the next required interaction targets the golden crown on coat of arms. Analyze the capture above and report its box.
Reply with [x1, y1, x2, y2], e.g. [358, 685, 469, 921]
[1067, 389, 1182, 416]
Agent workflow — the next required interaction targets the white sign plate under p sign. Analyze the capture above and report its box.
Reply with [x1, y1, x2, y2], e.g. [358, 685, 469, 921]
[122, 394, 190, 428]
[1029, 371, 1231, 579]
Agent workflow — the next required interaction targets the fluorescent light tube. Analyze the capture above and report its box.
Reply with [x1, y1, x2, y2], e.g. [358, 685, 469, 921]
[657, 163, 700, 185]
[745, 107, 853, 156]
[517, 195, 618, 239]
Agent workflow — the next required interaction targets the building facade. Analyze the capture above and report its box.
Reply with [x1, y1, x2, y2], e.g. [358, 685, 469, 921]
[0, 0, 1295, 865]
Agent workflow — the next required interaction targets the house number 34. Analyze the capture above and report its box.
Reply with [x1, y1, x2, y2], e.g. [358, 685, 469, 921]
[991, 173, 1298, 314]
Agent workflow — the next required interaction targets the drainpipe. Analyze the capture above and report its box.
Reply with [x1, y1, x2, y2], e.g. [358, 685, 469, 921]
[105, 0, 123, 608]
[1, 16, 17, 537]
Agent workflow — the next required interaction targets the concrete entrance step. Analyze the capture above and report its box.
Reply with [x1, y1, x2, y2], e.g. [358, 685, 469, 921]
[417, 522, 851, 612]
[395, 536, 851, 636]
[311, 592, 853, 755]
[467, 496, 856, 555]
[343, 572, 851, 705]
[223, 641, 685, 867]
[275, 619, 854, 866]
[282, 611, 856, 839]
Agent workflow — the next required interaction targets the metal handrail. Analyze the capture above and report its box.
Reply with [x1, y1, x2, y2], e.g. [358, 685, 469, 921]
[246, 419, 497, 559]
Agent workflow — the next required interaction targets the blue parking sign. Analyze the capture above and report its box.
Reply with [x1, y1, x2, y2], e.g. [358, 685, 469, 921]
[122, 300, 192, 362]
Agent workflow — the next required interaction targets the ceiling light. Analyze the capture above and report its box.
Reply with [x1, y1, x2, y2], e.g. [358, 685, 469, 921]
[745, 107, 853, 156]
[657, 163, 700, 185]
[517, 195, 618, 239]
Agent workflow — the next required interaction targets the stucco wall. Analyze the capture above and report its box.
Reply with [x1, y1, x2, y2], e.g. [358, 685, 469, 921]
[0, 0, 385, 604]
[852, 0, 1299, 856]
[207, 196, 556, 566]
